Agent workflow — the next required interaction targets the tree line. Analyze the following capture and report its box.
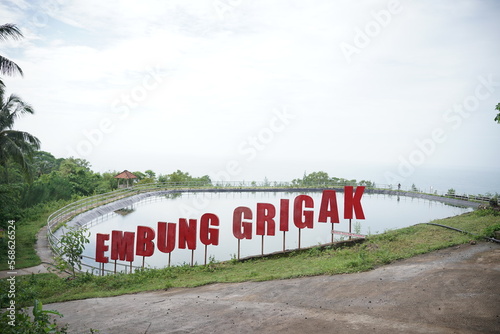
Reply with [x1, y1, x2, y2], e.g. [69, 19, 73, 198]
[0, 151, 214, 227]
[291, 171, 375, 188]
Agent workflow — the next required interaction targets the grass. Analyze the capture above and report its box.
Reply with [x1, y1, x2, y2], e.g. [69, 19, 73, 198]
[1, 208, 498, 307]
[0, 201, 71, 270]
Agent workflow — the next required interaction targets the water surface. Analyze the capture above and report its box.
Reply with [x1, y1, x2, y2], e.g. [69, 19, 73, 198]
[82, 191, 471, 272]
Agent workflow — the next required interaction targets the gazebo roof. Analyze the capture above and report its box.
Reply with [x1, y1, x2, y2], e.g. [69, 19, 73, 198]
[114, 170, 138, 179]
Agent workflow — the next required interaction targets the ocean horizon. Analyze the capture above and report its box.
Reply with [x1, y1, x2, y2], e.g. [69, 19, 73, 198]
[375, 165, 499, 197]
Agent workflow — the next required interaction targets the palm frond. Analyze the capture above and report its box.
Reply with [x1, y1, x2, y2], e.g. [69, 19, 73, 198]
[0, 55, 23, 76]
[0, 93, 35, 131]
[0, 129, 40, 172]
[5, 94, 34, 116]
[1, 129, 41, 149]
[0, 24, 23, 41]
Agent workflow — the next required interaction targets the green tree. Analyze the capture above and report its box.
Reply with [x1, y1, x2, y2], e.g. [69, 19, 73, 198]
[158, 170, 211, 186]
[132, 171, 146, 180]
[494, 102, 500, 124]
[21, 171, 73, 206]
[31, 151, 62, 177]
[359, 180, 375, 187]
[136, 169, 156, 185]
[58, 158, 99, 196]
[0, 85, 40, 180]
[145, 169, 156, 180]
[59, 157, 91, 175]
[167, 169, 191, 183]
[304, 171, 330, 186]
[95, 171, 119, 193]
[196, 175, 212, 186]
[0, 23, 37, 179]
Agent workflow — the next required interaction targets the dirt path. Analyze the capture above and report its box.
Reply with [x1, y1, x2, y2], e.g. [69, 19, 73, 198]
[46, 242, 500, 334]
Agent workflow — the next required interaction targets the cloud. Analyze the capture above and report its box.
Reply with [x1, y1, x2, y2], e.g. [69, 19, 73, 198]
[1, 0, 499, 189]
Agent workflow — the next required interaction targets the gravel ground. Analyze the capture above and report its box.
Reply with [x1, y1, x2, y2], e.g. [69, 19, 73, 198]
[45, 242, 500, 334]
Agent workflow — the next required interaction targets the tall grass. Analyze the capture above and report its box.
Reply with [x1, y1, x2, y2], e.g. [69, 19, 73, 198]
[0, 200, 71, 270]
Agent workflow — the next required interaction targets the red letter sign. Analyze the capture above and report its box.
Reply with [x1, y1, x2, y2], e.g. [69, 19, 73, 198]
[344, 186, 365, 219]
[279, 199, 289, 232]
[178, 218, 197, 250]
[111, 230, 135, 262]
[318, 190, 340, 223]
[95, 233, 109, 263]
[200, 213, 220, 246]
[233, 206, 253, 239]
[157, 222, 176, 253]
[256, 203, 276, 236]
[294, 195, 314, 228]
[136, 226, 155, 257]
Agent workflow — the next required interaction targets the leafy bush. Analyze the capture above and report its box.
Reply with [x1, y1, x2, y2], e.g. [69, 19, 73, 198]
[475, 208, 500, 217]
[483, 223, 500, 238]
[0, 298, 67, 334]
[55, 226, 90, 278]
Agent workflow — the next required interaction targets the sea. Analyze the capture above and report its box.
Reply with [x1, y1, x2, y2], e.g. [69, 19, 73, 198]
[374, 165, 499, 196]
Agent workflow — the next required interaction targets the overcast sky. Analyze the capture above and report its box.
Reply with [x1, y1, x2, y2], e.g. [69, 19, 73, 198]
[1, 0, 499, 191]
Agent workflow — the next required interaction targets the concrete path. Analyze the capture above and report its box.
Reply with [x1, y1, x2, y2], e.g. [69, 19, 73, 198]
[48, 242, 500, 334]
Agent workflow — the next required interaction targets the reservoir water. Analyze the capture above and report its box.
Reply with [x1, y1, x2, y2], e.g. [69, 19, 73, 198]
[81, 191, 472, 273]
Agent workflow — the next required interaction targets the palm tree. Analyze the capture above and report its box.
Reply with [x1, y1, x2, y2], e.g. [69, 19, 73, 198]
[0, 84, 40, 179]
[0, 23, 23, 78]
[0, 23, 39, 180]
[495, 102, 500, 124]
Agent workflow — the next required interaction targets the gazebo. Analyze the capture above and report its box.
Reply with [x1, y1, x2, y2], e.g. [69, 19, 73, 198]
[114, 170, 138, 188]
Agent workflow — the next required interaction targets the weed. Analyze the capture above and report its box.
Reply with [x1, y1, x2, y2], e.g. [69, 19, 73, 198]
[475, 208, 500, 217]
[229, 253, 240, 264]
[354, 221, 362, 234]
[483, 223, 500, 238]
[305, 247, 323, 257]
[0, 298, 68, 333]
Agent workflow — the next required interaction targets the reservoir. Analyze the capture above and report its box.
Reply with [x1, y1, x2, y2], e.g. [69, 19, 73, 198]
[79, 190, 472, 273]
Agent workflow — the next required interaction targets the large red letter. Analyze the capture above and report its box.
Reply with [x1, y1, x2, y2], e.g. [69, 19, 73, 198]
[95, 233, 109, 263]
[200, 213, 220, 246]
[111, 230, 135, 262]
[294, 195, 314, 229]
[157, 222, 176, 253]
[136, 226, 155, 257]
[344, 186, 365, 219]
[178, 218, 197, 250]
[279, 199, 290, 232]
[318, 190, 340, 223]
[256, 203, 276, 236]
[232, 206, 253, 239]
